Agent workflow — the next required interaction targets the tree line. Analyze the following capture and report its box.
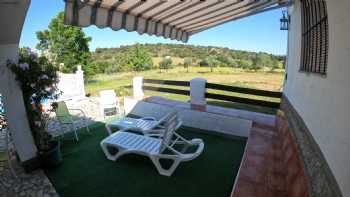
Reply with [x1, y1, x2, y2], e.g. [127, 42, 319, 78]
[35, 12, 285, 80]
[93, 44, 285, 73]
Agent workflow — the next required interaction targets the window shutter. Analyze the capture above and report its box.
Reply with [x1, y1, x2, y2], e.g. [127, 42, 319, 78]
[300, 0, 328, 75]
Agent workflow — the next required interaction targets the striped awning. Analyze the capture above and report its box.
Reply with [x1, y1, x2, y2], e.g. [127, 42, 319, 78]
[64, 0, 289, 42]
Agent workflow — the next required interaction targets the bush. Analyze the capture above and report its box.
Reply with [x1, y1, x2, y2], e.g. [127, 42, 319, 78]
[237, 59, 252, 69]
[159, 57, 173, 72]
[199, 58, 209, 67]
[7, 47, 60, 150]
[183, 57, 192, 72]
[128, 44, 153, 71]
[199, 57, 218, 72]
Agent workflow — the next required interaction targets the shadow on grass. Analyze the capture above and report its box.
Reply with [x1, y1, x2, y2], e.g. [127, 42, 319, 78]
[197, 71, 212, 74]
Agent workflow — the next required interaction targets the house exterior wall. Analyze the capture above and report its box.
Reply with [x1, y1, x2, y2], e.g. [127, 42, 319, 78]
[284, 0, 350, 195]
[0, 0, 38, 165]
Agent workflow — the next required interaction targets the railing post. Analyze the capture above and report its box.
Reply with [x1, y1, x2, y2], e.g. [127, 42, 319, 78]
[133, 76, 144, 100]
[190, 78, 207, 111]
[75, 65, 86, 99]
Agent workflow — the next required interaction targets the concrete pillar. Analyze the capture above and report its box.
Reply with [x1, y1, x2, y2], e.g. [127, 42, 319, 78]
[133, 76, 144, 100]
[190, 78, 207, 111]
[0, 0, 39, 171]
[75, 65, 86, 98]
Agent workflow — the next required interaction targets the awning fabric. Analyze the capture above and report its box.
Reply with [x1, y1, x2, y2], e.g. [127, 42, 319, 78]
[64, 0, 288, 42]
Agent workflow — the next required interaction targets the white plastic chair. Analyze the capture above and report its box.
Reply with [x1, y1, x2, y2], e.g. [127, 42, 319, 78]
[100, 112, 204, 176]
[99, 90, 121, 119]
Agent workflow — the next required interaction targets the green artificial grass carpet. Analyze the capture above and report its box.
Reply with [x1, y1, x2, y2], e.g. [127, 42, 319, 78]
[45, 123, 246, 197]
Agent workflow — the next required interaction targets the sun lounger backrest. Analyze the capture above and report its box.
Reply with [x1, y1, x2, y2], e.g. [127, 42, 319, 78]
[156, 112, 172, 125]
[159, 112, 180, 153]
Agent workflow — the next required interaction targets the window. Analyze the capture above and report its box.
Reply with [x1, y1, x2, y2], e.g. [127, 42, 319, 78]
[300, 0, 328, 75]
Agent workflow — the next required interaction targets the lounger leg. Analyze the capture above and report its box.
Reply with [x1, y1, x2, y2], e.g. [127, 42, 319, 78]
[85, 123, 91, 134]
[150, 156, 181, 177]
[105, 125, 113, 135]
[100, 143, 124, 161]
[72, 124, 79, 142]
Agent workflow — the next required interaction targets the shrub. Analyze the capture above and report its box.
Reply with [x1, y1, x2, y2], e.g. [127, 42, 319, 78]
[159, 57, 173, 72]
[7, 47, 60, 151]
[128, 44, 153, 71]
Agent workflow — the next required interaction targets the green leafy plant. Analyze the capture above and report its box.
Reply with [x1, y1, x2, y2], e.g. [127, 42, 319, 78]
[199, 56, 218, 72]
[36, 12, 92, 78]
[7, 47, 60, 152]
[159, 56, 173, 72]
[128, 44, 154, 71]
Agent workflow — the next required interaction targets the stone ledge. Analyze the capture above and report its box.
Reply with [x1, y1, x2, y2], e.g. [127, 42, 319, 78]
[231, 116, 310, 197]
[280, 96, 343, 197]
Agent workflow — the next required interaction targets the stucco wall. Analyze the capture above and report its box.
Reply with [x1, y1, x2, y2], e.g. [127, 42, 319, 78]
[124, 97, 252, 138]
[284, 0, 350, 195]
[0, 0, 38, 163]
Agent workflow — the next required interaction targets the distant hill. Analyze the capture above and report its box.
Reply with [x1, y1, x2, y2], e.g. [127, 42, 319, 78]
[91, 43, 285, 73]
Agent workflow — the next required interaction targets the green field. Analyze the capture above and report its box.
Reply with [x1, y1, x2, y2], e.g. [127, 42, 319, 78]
[86, 67, 285, 114]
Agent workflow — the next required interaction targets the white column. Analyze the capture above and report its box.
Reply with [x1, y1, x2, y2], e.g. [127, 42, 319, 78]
[75, 65, 86, 99]
[190, 78, 207, 111]
[133, 76, 144, 100]
[0, 0, 38, 169]
[0, 45, 37, 163]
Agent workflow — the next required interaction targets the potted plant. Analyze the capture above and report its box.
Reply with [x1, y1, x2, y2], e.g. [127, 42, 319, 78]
[36, 113, 62, 167]
[7, 47, 62, 167]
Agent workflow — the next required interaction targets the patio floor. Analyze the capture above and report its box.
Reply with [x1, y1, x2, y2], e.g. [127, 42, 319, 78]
[45, 123, 246, 197]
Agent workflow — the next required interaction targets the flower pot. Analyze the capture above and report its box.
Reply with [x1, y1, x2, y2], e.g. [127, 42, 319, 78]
[40, 140, 63, 168]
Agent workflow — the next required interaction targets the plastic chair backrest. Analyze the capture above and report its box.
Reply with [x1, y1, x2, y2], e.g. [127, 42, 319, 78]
[56, 101, 72, 124]
[99, 90, 117, 105]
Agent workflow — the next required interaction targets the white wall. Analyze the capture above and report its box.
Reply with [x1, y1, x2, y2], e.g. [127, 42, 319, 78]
[57, 66, 86, 101]
[284, 0, 350, 195]
[0, 0, 38, 162]
[124, 97, 252, 138]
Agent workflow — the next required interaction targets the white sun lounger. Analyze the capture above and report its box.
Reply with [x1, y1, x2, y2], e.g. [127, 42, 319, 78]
[100, 112, 204, 176]
[105, 112, 179, 135]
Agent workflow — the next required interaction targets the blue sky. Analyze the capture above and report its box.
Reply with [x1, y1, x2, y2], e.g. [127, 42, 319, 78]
[20, 1, 287, 55]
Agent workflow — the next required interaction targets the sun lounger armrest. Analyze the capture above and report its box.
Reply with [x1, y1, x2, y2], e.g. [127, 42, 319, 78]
[143, 129, 165, 137]
[182, 139, 205, 161]
[146, 134, 163, 138]
[106, 128, 131, 138]
[141, 117, 157, 121]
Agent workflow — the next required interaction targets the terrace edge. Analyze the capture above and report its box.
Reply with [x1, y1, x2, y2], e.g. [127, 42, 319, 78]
[280, 96, 342, 197]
